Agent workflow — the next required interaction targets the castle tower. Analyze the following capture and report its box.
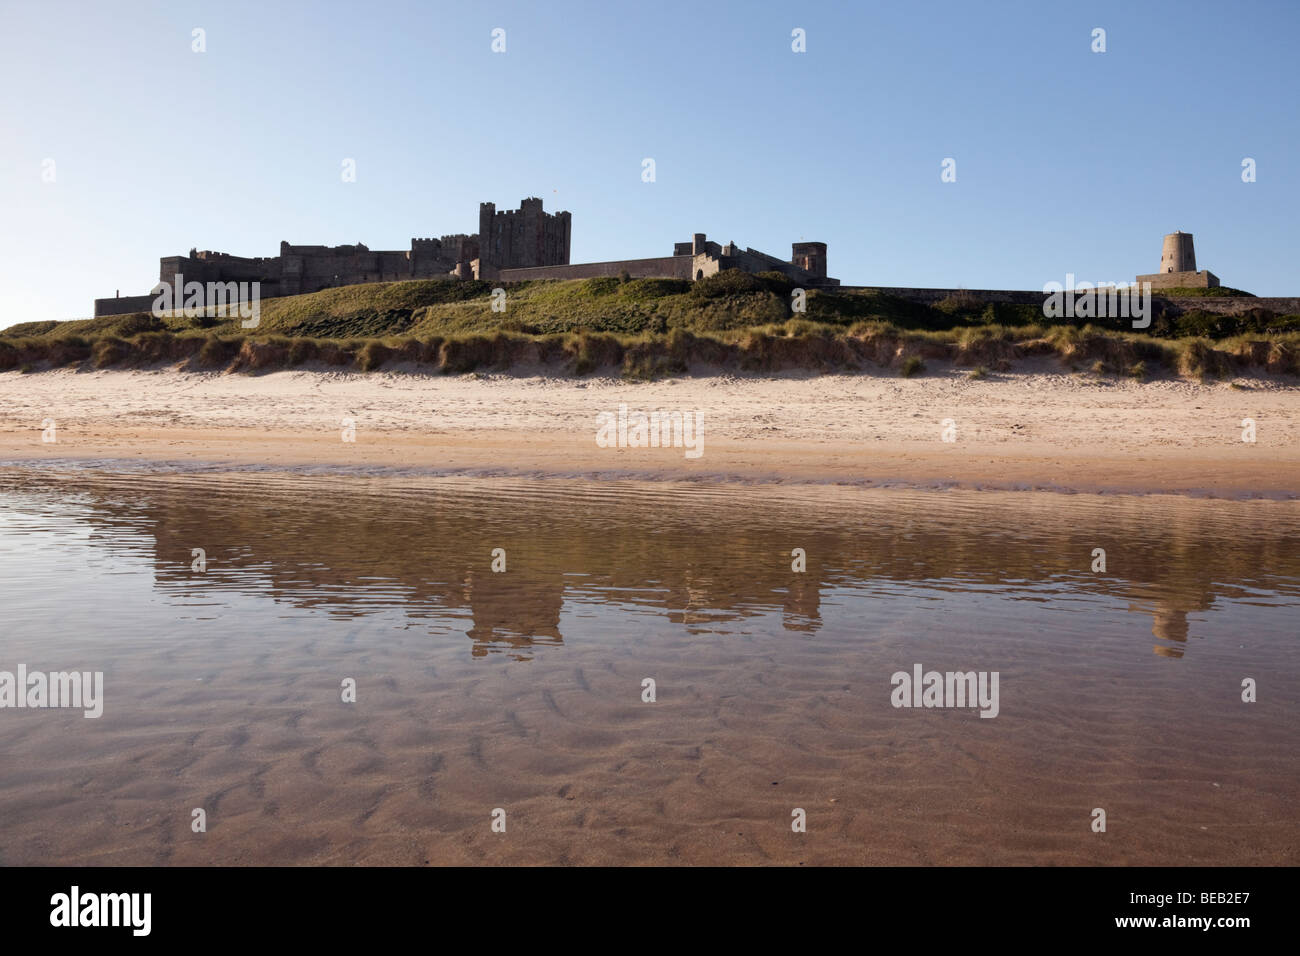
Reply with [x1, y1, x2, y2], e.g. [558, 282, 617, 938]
[791, 241, 827, 279]
[478, 202, 496, 266]
[1160, 232, 1196, 274]
[477, 198, 569, 271]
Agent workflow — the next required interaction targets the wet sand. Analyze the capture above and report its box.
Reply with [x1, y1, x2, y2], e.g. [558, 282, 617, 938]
[0, 474, 1296, 866]
[10, 620, 1293, 866]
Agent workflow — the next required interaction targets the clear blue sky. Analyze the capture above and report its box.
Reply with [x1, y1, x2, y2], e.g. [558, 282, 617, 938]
[1, 0, 1296, 323]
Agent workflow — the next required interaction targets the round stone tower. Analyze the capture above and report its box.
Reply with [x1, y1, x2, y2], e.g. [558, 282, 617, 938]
[1160, 232, 1196, 274]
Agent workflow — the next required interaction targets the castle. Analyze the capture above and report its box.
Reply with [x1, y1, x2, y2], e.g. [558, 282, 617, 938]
[93, 197, 838, 316]
[93, 207, 1232, 319]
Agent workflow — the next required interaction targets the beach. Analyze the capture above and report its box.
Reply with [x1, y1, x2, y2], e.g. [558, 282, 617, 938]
[3, 366, 1298, 866]
[1, 362, 1297, 496]
[1, 471, 1296, 866]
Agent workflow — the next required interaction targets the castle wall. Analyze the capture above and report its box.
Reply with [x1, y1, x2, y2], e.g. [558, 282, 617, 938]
[840, 286, 1051, 305]
[160, 254, 280, 287]
[1161, 295, 1300, 315]
[93, 294, 158, 317]
[1136, 270, 1219, 290]
[286, 249, 413, 287]
[497, 256, 694, 282]
[671, 233, 837, 285]
[691, 254, 722, 281]
[693, 251, 837, 287]
[840, 286, 1298, 316]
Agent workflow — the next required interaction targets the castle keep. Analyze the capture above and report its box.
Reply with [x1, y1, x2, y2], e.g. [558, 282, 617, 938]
[478, 198, 572, 275]
[94, 198, 836, 316]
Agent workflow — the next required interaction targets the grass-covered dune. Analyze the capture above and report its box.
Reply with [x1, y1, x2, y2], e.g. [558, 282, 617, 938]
[2, 271, 1298, 379]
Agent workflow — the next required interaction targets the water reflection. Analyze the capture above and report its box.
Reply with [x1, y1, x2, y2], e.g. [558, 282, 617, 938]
[1, 470, 1297, 660]
[462, 567, 565, 657]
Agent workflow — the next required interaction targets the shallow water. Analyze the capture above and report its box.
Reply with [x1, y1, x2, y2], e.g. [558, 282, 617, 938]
[1, 468, 1297, 865]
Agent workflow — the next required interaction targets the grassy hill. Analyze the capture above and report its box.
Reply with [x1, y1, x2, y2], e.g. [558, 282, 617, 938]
[4, 273, 1002, 341]
[1146, 286, 1254, 298]
[2, 273, 1298, 378]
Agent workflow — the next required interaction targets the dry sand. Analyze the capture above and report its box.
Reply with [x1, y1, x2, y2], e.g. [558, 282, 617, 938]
[1, 361, 1297, 496]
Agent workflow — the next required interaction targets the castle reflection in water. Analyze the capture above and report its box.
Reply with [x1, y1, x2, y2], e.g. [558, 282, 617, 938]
[4, 471, 1297, 660]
